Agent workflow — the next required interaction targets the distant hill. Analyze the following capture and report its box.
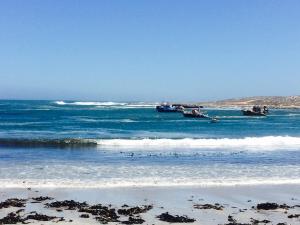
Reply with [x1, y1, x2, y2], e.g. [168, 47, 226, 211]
[199, 96, 300, 109]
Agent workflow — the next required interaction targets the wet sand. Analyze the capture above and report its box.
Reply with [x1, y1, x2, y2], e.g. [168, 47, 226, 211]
[0, 184, 300, 224]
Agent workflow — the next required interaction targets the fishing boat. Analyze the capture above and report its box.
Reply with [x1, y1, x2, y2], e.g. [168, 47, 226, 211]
[182, 109, 209, 118]
[156, 104, 181, 112]
[242, 106, 268, 116]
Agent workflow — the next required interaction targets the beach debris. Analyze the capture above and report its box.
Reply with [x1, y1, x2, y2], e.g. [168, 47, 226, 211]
[25, 213, 61, 222]
[193, 203, 224, 210]
[287, 214, 300, 218]
[45, 200, 88, 210]
[0, 212, 27, 224]
[121, 216, 145, 224]
[250, 218, 270, 224]
[32, 196, 53, 202]
[255, 202, 290, 210]
[157, 212, 195, 223]
[15, 209, 25, 214]
[228, 215, 236, 223]
[79, 204, 119, 223]
[223, 223, 251, 225]
[0, 211, 65, 224]
[95, 214, 119, 224]
[80, 214, 90, 218]
[0, 198, 27, 209]
[117, 205, 153, 216]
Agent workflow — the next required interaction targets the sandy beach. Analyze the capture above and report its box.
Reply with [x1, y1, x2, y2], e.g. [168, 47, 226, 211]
[0, 184, 299, 224]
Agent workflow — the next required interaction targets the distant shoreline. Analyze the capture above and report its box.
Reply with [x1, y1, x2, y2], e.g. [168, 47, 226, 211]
[1, 96, 300, 109]
[194, 95, 300, 109]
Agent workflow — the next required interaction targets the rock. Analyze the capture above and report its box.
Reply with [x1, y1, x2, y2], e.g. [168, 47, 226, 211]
[157, 212, 195, 223]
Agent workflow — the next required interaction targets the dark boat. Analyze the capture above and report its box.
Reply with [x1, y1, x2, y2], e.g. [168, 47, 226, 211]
[172, 104, 203, 109]
[242, 106, 269, 116]
[156, 104, 181, 112]
[182, 109, 209, 118]
[242, 110, 266, 116]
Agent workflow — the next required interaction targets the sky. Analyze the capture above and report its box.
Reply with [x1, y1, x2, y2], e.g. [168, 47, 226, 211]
[0, 0, 299, 102]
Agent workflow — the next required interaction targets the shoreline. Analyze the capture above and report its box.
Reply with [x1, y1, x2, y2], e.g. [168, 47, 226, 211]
[1, 184, 299, 224]
[2, 179, 300, 189]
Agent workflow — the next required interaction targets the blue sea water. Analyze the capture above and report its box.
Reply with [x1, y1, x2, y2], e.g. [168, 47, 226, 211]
[0, 100, 299, 188]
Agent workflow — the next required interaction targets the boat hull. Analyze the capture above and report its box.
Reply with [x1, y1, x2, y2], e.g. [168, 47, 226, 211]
[183, 113, 209, 118]
[156, 106, 179, 112]
[242, 110, 266, 116]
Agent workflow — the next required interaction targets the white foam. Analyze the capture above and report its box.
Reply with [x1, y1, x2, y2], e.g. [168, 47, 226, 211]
[2, 178, 300, 188]
[54, 101, 127, 106]
[54, 101, 67, 105]
[54, 101, 158, 108]
[95, 136, 300, 150]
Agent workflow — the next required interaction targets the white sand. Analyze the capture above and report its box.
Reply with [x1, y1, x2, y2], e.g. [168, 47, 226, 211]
[0, 184, 300, 224]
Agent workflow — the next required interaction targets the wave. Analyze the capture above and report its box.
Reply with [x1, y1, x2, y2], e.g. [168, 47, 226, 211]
[2, 178, 300, 188]
[95, 136, 300, 150]
[0, 122, 51, 126]
[73, 117, 137, 123]
[0, 138, 97, 148]
[1, 136, 299, 150]
[54, 101, 156, 108]
[54, 101, 127, 106]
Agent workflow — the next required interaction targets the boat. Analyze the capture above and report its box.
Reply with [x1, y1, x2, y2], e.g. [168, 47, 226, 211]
[182, 109, 209, 118]
[242, 106, 269, 116]
[156, 104, 181, 112]
[172, 104, 203, 109]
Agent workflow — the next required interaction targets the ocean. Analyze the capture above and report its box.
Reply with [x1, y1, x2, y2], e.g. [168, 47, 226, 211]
[0, 100, 299, 188]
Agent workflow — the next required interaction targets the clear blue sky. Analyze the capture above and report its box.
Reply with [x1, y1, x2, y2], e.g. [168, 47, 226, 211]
[0, 0, 299, 102]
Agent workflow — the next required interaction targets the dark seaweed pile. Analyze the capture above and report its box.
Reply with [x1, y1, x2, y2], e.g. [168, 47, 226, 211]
[0, 196, 299, 224]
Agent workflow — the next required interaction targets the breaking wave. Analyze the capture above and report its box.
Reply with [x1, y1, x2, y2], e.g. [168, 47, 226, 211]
[54, 101, 156, 108]
[2, 178, 300, 188]
[0, 138, 97, 148]
[96, 136, 300, 150]
[54, 101, 127, 106]
[1, 136, 299, 150]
